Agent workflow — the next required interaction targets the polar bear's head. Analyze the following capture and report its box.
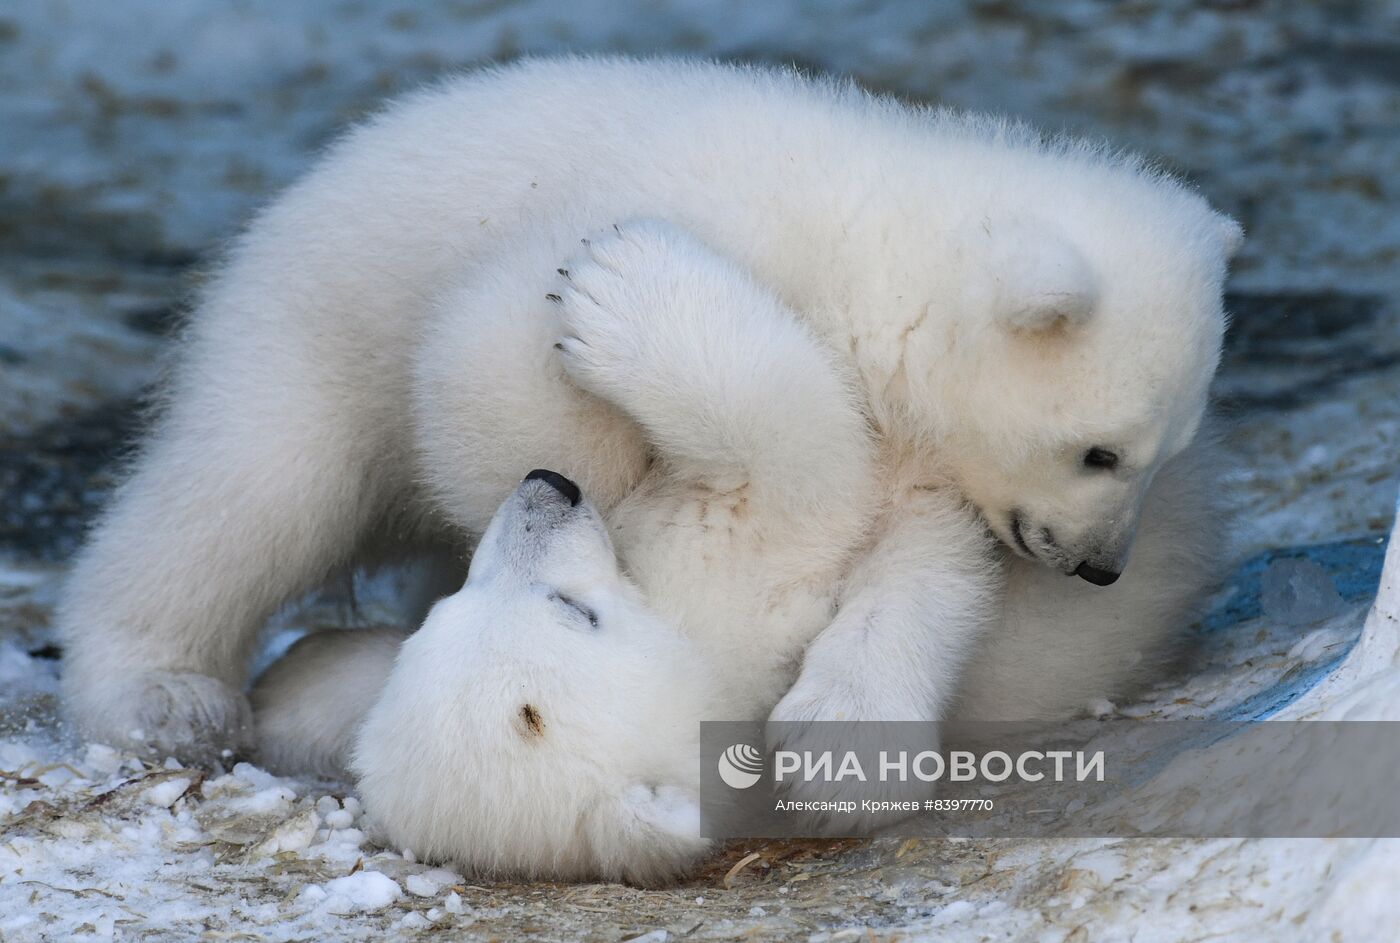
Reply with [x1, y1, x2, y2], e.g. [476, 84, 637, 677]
[353, 470, 711, 885]
[956, 203, 1238, 584]
[863, 167, 1240, 585]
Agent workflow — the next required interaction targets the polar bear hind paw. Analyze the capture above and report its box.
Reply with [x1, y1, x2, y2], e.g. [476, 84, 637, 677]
[68, 670, 252, 766]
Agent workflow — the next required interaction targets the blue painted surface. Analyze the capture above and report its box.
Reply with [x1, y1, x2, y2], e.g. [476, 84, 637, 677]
[1201, 535, 1389, 634]
[1196, 534, 1389, 719]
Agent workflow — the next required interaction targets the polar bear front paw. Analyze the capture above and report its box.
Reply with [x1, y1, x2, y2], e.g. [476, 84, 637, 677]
[551, 218, 717, 409]
[768, 675, 938, 834]
[769, 665, 934, 727]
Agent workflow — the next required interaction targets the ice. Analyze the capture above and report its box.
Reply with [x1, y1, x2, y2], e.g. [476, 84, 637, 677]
[932, 900, 977, 925]
[1261, 557, 1346, 626]
[626, 931, 669, 943]
[404, 868, 459, 897]
[82, 744, 124, 775]
[230, 784, 297, 815]
[253, 809, 320, 855]
[320, 871, 402, 913]
[1088, 698, 1117, 718]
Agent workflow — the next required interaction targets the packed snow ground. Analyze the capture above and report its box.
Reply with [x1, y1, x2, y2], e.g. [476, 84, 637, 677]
[2, 1, 1399, 940]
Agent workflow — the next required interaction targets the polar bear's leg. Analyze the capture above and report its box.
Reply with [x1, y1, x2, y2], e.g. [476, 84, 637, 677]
[59, 332, 407, 761]
[769, 486, 1002, 726]
[251, 629, 404, 778]
[552, 219, 871, 509]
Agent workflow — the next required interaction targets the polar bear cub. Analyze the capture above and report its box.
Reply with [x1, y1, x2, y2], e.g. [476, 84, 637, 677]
[258, 473, 715, 884]
[350, 471, 715, 886]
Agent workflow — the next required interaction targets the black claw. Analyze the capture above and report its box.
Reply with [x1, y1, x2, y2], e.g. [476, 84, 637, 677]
[553, 342, 565, 350]
[580, 237, 590, 245]
[545, 293, 562, 303]
[557, 268, 569, 278]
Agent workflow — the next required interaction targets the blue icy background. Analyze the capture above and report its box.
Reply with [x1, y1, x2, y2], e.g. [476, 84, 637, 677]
[1, 2, 1398, 941]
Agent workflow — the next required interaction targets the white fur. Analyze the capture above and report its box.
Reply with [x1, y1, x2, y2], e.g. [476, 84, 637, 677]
[255, 442, 1221, 882]
[249, 628, 404, 779]
[351, 479, 720, 885]
[353, 478, 718, 886]
[59, 58, 1237, 768]
[255, 218, 1224, 882]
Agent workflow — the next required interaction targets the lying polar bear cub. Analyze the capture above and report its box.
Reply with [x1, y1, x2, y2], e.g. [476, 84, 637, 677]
[263, 472, 719, 886]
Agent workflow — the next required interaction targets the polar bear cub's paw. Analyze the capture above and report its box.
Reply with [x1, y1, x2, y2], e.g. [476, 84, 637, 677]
[769, 670, 927, 727]
[768, 673, 938, 835]
[67, 670, 253, 766]
[551, 218, 723, 409]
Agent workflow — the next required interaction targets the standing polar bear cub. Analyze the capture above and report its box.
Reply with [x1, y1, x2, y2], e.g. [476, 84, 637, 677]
[60, 57, 1238, 759]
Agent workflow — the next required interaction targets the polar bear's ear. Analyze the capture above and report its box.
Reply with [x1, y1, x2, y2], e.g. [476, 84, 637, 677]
[599, 783, 707, 885]
[990, 219, 1099, 335]
[1214, 213, 1245, 260]
[618, 782, 701, 843]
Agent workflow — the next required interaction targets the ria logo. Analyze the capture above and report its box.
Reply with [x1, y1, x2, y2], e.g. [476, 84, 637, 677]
[718, 743, 764, 789]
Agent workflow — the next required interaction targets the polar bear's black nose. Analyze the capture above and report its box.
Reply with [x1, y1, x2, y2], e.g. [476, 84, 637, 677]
[524, 469, 581, 506]
[1074, 562, 1121, 586]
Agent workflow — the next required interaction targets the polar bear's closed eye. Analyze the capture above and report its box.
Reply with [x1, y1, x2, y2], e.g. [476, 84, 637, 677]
[548, 591, 598, 628]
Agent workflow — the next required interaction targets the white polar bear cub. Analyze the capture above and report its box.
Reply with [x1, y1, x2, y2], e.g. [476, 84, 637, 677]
[352, 472, 716, 886]
[60, 56, 1240, 758]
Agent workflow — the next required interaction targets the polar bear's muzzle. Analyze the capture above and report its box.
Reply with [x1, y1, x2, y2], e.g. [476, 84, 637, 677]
[1009, 508, 1133, 587]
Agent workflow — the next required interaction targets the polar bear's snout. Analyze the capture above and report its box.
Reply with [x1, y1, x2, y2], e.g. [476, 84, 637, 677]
[1074, 561, 1122, 586]
[1003, 500, 1140, 586]
[1061, 527, 1133, 586]
[1053, 522, 1135, 587]
[466, 468, 623, 595]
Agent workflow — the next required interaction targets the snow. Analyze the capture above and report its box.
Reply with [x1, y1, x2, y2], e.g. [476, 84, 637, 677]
[140, 777, 192, 808]
[1, 0, 1398, 940]
[319, 872, 404, 913]
[404, 868, 461, 898]
[324, 807, 355, 830]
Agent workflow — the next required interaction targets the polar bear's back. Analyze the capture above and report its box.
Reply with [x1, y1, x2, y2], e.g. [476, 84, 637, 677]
[180, 56, 1225, 496]
[248, 57, 870, 313]
[208, 55, 1197, 354]
[187, 60, 839, 407]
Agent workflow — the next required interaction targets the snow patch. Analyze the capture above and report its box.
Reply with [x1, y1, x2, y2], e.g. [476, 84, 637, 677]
[319, 871, 403, 913]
